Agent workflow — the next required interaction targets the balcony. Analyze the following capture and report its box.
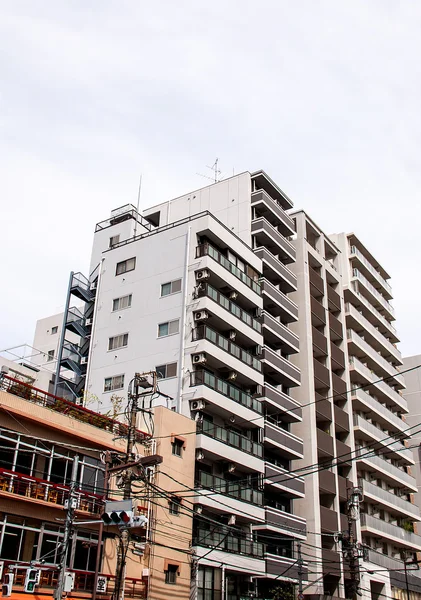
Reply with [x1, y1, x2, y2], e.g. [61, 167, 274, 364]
[330, 343, 345, 371]
[345, 303, 402, 365]
[347, 330, 404, 389]
[353, 416, 414, 463]
[193, 325, 262, 372]
[261, 347, 301, 387]
[359, 479, 420, 520]
[349, 245, 392, 298]
[327, 285, 341, 312]
[265, 553, 306, 580]
[194, 525, 264, 557]
[345, 286, 398, 342]
[320, 506, 339, 532]
[251, 189, 295, 235]
[313, 327, 328, 357]
[66, 306, 88, 338]
[322, 548, 341, 575]
[352, 269, 395, 319]
[196, 243, 261, 296]
[199, 282, 262, 333]
[262, 311, 299, 354]
[190, 370, 263, 415]
[355, 447, 417, 491]
[198, 421, 263, 459]
[254, 246, 297, 293]
[329, 313, 343, 341]
[265, 462, 305, 497]
[319, 470, 336, 495]
[317, 429, 334, 459]
[196, 470, 263, 507]
[309, 268, 324, 298]
[360, 513, 421, 550]
[311, 297, 326, 327]
[313, 359, 330, 390]
[331, 372, 347, 400]
[262, 383, 302, 422]
[336, 440, 353, 466]
[316, 396, 332, 423]
[261, 278, 298, 322]
[255, 506, 306, 538]
[0, 467, 103, 514]
[338, 475, 352, 500]
[251, 217, 296, 263]
[334, 405, 350, 433]
[351, 387, 407, 435]
[348, 357, 407, 411]
[264, 418, 304, 459]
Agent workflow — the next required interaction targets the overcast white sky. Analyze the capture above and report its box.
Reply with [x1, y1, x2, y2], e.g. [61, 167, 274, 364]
[1, 1, 420, 357]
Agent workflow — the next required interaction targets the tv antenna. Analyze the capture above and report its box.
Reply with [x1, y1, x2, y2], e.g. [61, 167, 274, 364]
[197, 158, 223, 183]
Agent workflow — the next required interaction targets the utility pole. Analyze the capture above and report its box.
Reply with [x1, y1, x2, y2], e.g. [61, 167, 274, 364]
[55, 455, 79, 600]
[297, 542, 304, 600]
[339, 487, 364, 600]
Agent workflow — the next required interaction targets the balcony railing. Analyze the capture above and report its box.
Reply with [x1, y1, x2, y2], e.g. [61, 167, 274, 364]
[197, 470, 263, 505]
[190, 370, 263, 414]
[347, 330, 403, 385]
[351, 387, 407, 434]
[359, 479, 420, 518]
[348, 357, 406, 410]
[355, 447, 416, 489]
[348, 286, 397, 336]
[196, 243, 261, 295]
[200, 282, 262, 332]
[0, 375, 149, 443]
[194, 525, 264, 558]
[360, 513, 421, 548]
[350, 245, 392, 295]
[353, 416, 413, 462]
[198, 421, 263, 458]
[352, 269, 395, 317]
[0, 562, 146, 599]
[0, 467, 104, 514]
[192, 325, 262, 372]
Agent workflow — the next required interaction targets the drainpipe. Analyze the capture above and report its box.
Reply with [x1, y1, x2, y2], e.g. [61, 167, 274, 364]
[176, 227, 191, 413]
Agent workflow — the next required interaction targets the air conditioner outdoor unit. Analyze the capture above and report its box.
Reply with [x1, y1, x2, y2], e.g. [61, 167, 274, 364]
[228, 515, 236, 526]
[196, 269, 210, 281]
[85, 318, 93, 326]
[229, 291, 238, 300]
[229, 330, 236, 340]
[227, 371, 237, 381]
[254, 307, 263, 318]
[190, 400, 206, 411]
[192, 353, 207, 365]
[194, 311, 209, 322]
[80, 357, 88, 365]
[253, 345, 263, 356]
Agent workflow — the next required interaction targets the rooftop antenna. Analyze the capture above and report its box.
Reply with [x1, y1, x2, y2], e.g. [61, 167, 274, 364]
[133, 174, 142, 238]
[197, 158, 223, 183]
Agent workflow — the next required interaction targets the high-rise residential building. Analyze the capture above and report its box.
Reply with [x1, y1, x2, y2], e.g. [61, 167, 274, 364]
[331, 233, 421, 599]
[51, 171, 307, 598]
[403, 355, 421, 509]
[289, 211, 357, 599]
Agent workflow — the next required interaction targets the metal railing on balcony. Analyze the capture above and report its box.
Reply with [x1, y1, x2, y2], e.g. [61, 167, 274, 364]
[0, 375, 149, 443]
[360, 513, 421, 547]
[348, 287, 397, 335]
[353, 416, 413, 462]
[197, 470, 263, 505]
[352, 269, 395, 317]
[348, 357, 406, 410]
[345, 303, 401, 362]
[196, 243, 261, 295]
[351, 387, 407, 433]
[347, 330, 403, 384]
[0, 467, 104, 514]
[193, 325, 262, 372]
[0, 561, 147, 599]
[194, 525, 264, 558]
[198, 421, 263, 458]
[190, 370, 263, 414]
[200, 283, 262, 332]
[359, 479, 420, 518]
[350, 246, 392, 295]
[354, 447, 416, 489]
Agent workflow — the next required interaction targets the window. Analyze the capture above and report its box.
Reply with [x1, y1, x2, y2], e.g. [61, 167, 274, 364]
[108, 334, 129, 350]
[168, 497, 181, 515]
[47, 350, 55, 362]
[165, 564, 178, 585]
[161, 279, 182, 297]
[51, 326, 58, 335]
[172, 438, 184, 457]
[104, 374, 125, 392]
[158, 319, 179, 338]
[116, 257, 136, 276]
[156, 363, 177, 379]
[113, 294, 132, 312]
[109, 235, 120, 248]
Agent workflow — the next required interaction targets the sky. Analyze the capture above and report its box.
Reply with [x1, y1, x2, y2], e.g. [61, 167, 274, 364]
[1, 1, 420, 357]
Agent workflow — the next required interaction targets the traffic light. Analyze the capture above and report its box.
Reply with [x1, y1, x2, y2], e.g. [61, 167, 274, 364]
[101, 509, 133, 526]
[24, 569, 39, 593]
[1, 573, 14, 597]
[100, 500, 148, 528]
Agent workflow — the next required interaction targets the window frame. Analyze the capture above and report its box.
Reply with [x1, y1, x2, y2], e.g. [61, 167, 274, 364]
[168, 496, 181, 516]
[112, 294, 132, 312]
[47, 350, 55, 362]
[157, 319, 180, 338]
[108, 333, 129, 351]
[51, 326, 58, 335]
[109, 234, 120, 248]
[104, 374, 125, 393]
[160, 279, 182, 297]
[165, 564, 178, 585]
[156, 362, 177, 380]
[115, 257, 136, 276]
[171, 438, 184, 457]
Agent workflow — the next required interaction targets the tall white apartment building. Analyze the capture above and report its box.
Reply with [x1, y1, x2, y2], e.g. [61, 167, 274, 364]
[52, 171, 306, 599]
[332, 234, 421, 599]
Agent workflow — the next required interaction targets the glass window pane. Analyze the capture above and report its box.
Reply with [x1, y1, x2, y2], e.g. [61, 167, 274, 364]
[161, 283, 171, 296]
[158, 323, 169, 337]
[166, 363, 177, 377]
[172, 279, 182, 293]
[169, 320, 179, 335]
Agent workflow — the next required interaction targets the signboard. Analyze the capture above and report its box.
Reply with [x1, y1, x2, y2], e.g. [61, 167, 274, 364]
[96, 576, 108, 593]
